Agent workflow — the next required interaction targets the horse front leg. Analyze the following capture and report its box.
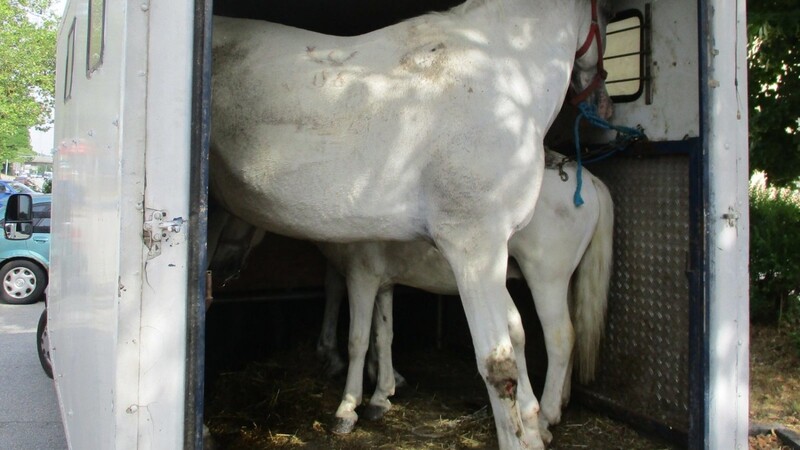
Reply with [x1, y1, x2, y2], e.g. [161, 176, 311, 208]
[436, 234, 545, 450]
[363, 286, 396, 421]
[506, 295, 552, 445]
[332, 271, 380, 434]
[317, 264, 347, 377]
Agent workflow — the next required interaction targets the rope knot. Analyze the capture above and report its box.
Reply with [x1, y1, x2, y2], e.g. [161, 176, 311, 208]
[572, 101, 646, 206]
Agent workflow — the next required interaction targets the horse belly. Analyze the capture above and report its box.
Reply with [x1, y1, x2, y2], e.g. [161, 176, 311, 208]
[211, 143, 426, 241]
[384, 241, 460, 294]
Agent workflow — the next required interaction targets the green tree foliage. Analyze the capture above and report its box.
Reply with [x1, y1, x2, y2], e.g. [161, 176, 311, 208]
[748, 1, 800, 186]
[749, 173, 800, 327]
[0, 0, 57, 162]
[0, 125, 34, 165]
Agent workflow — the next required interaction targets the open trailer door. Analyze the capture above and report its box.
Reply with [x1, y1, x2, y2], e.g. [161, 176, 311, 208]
[50, 1, 210, 448]
[700, 1, 750, 448]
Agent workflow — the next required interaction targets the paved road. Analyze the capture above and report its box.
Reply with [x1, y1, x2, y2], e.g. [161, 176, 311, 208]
[0, 302, 67, 450]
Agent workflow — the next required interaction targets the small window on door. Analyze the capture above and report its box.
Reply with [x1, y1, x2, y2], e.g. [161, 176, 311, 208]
[86, 0, 106, 76]
[64, 17, 76, 101]
[604, 10, 646, 102]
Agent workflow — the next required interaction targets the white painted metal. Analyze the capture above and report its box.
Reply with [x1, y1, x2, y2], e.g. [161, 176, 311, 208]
[589, 0, 700, 143]
[136, 0, 195, 447]
[50, 0, 194, 448]
[704, 0, 750, 448]
[550, 0, 750, 445]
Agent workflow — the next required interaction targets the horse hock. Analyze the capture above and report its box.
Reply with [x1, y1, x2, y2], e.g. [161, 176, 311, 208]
[486, 346, 520, 401]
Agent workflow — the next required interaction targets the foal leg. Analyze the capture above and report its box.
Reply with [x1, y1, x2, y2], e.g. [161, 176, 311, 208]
[436, 235, 544, 450]
[366, 331, 408, 389]
[317, 264, 347, 377]
[332, 272, 380, 434]
[363, 287, 396, 421]
[562, 352, 574, 408]
[365, 289, 406, 390]
[524, 270, 574, 428]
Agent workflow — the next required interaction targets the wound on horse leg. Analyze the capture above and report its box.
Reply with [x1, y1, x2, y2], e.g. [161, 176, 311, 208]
[485, 346, 520, 400]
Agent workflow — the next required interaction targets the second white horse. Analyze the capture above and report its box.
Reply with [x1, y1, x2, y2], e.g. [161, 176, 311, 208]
[317, 152, 614, 438]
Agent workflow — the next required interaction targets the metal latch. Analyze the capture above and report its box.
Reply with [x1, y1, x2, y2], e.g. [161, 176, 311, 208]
[143, 210, 184, 259]
[722, 207, 740, 228]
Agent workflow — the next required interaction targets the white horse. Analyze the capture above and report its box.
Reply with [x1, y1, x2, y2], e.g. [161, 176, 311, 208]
[316, 152, 613, 438]
[210, 0, 611, 447]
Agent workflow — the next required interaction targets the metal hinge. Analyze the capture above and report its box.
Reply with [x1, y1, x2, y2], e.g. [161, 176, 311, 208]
[143, 210, 184, 259]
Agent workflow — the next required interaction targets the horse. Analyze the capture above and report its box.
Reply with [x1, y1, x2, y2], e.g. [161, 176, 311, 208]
[210, 0, 611, 447]
[316, 151, 613, 439]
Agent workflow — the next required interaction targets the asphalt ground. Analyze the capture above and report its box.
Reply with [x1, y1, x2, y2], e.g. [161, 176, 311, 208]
[0, 301, 67, 450]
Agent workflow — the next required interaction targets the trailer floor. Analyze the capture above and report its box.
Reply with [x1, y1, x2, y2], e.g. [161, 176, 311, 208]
[204, 343, 680, 449]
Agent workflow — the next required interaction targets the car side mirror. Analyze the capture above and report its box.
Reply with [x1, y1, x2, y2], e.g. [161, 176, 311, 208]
[4, 194, 34, 240]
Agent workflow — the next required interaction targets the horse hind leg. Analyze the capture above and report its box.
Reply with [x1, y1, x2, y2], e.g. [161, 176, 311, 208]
[436, 233, 545, 450]
[332, 272, 381, 434]
[317, 264, 347, 377]
[366, 334, 407, 389]
[524, 269, 574, 430]
[363, 286, 396, 421]
[365, 286, 407, 390]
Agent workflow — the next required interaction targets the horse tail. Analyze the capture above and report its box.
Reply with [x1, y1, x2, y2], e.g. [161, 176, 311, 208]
[573, 175, 614, 384]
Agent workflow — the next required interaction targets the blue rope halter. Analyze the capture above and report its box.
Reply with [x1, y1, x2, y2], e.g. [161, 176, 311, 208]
[572, 101, 645, 206]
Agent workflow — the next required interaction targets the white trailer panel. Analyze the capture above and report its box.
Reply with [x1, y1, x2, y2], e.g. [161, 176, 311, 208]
[51, 0, 195, 448]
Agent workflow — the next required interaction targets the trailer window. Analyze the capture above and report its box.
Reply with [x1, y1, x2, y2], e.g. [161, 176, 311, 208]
[604, 9, 646, 102]
[64, 17, 76, 102]
[86, 0, 106, 76]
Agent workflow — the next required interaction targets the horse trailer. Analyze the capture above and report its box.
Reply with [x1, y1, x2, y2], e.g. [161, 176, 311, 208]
[46, 0, 748, 448]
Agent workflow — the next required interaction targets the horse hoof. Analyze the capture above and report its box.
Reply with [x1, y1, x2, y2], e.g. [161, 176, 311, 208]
[331, 417, 357, 435]
[362, 404, 389, 421]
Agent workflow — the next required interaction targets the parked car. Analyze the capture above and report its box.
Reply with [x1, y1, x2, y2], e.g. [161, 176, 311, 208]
[0, 180, 39, 207]
[0, 194, 50, 304]
[12, 177, 41, 192]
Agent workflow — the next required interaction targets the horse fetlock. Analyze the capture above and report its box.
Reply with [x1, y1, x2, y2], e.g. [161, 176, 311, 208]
[540, 401, 561, 426]
[521, 401, 540, 422]
[539, 424, 553, 446]
[485, 348, 519, 400]
[394, 369, 407, 388]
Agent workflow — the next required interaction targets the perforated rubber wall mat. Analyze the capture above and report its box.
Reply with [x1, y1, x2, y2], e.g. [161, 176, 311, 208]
[584, 154, 692, 433]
